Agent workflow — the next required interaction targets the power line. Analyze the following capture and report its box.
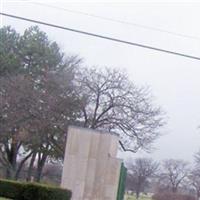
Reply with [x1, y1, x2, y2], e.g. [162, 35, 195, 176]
[30, 2, 200, 41]
[1, 12, 200, 61]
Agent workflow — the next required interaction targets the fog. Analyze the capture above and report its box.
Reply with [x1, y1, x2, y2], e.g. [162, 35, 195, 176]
[1, 0, 200, 162]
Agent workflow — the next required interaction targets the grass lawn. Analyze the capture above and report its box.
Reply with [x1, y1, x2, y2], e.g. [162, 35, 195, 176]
[125, 194, 153, 200]
[0, 198, 11, 200]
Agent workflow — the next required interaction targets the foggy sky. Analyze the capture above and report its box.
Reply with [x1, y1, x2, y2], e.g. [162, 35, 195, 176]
[1, 0, 200, 163]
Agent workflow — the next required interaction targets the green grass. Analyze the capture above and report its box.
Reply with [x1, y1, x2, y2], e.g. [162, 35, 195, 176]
[125, 194, 152, 200]
[0, 198, 11, 200]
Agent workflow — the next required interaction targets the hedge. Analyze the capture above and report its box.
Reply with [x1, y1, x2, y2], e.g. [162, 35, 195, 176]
[0, 179, 71, 200]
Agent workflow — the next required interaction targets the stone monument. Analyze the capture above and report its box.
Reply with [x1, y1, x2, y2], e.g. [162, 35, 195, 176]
[61, 126, 124, 200]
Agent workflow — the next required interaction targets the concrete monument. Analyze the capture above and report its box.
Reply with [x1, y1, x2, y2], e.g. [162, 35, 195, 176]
[61, 126, 123, 200]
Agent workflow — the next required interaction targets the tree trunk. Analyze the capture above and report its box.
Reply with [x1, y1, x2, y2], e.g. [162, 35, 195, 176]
[35, 152, 47, 182]
[15, 151, 33, 180]
[136, 190, 140, 200]
[26, 152, 36, 181]
[6, 168, 13, 179]
[5, 140, 19, 179]
[197, 190, 200, 200]
[172, 187, 177, 193]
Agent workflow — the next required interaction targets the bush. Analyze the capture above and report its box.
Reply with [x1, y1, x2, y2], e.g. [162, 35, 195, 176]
[0, 179, 71, 200]
[152, 192, 195, 200]
[0, 179, 23, 199]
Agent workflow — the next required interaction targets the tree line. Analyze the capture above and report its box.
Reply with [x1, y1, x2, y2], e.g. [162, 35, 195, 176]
[0, 26, 164, 181]
[126, 151, 200, 200]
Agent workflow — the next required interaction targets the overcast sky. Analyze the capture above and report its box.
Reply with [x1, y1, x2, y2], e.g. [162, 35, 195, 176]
[1, 0, 200, 163]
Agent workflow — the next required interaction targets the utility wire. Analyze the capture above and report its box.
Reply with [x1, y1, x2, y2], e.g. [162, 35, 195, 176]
[1, 12, 200, 61]
[30, 2, 200, 41]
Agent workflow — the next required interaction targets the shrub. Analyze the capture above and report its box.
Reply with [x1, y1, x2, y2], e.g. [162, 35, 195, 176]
[152, 192, 195, 200]
[0, 179, 23, 199]
[0, 179, 71, 200]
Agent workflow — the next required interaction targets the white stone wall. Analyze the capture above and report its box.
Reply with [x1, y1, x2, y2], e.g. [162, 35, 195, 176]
[61, 126, 122, 200]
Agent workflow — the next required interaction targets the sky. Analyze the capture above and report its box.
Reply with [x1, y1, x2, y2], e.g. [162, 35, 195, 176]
[1, 0, 200, 163]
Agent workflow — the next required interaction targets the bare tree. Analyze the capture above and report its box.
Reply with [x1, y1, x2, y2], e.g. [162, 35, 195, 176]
[188, 169, 200, 200]
[194, 150, 200, 166]
[0, 26, 165, 183]
[188, 151, 200, 200]
[126, 157, 159, 199]
[76, 67, 165, 152]
[159, 159, 189, 193]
